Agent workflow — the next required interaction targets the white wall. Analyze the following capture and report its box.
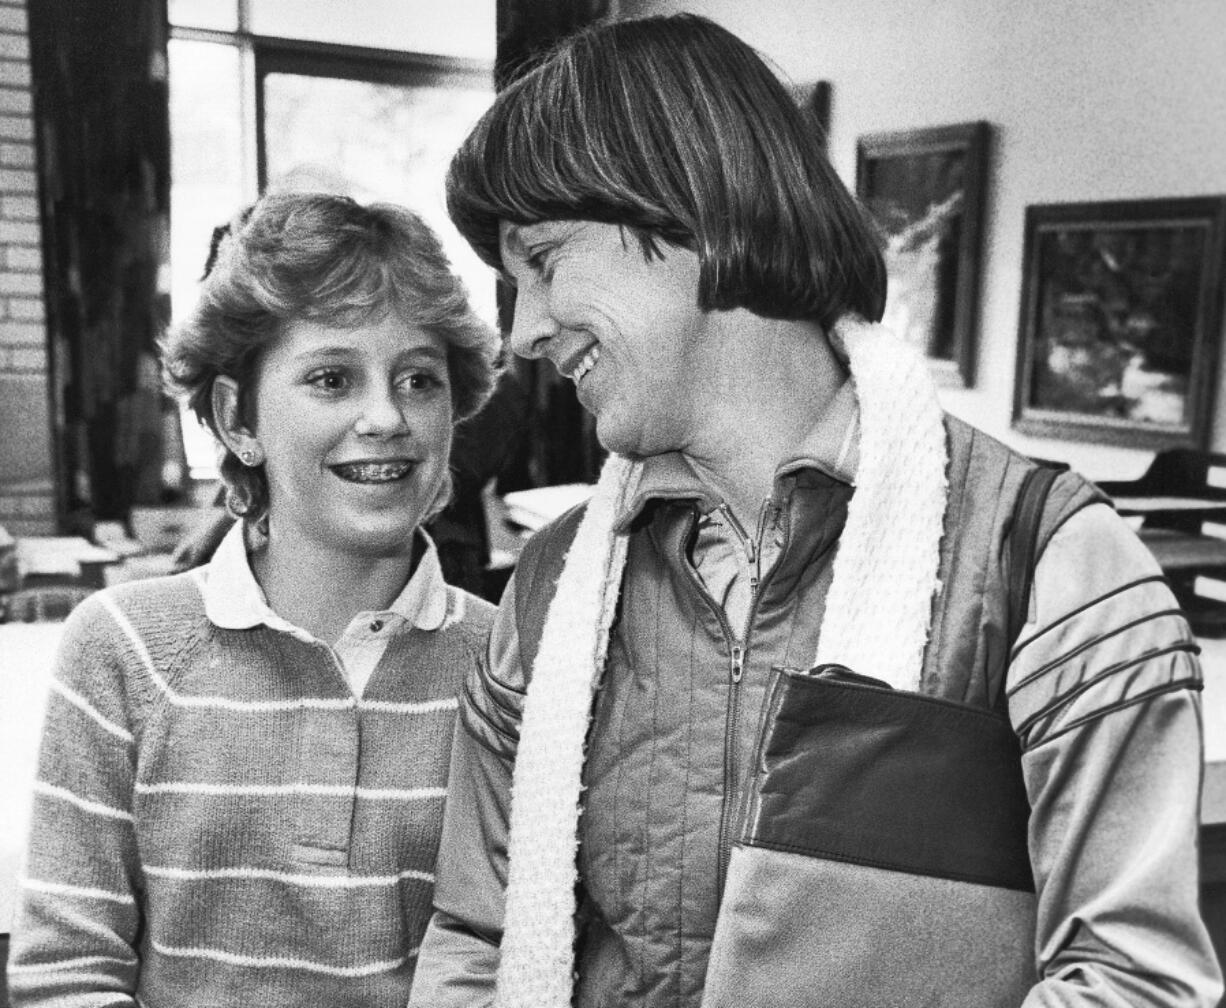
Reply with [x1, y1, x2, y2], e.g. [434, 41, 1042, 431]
[248, 0, 495, 60]
[622, 0, 1226, 480]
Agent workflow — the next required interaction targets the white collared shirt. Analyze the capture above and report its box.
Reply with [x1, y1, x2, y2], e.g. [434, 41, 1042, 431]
[197, 520, 449, 698]
[692, 377, 861, 629]
[621, 377, 861, 633]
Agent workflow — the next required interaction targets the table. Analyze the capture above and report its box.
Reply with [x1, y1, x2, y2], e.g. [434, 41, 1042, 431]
[1112, 495, 1226, 516]
[1197, 637, 1226, 825]
[1137, 528, 1226, 574]
[16, 537, 119, 588]
[0, 622, 62, 930]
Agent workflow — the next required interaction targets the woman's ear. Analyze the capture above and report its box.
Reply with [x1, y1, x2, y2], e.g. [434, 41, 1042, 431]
[212, 376, 263, 466]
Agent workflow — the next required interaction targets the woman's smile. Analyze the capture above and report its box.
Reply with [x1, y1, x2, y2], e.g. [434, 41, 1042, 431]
[500, 219, 712, 458]
[567, 344, 601, 386]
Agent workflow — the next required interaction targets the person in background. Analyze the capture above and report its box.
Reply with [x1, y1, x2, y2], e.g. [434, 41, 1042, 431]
[423, 368, 528, 598]
[409, 14, 1223, 1008]
[7, 191, 499, 1008]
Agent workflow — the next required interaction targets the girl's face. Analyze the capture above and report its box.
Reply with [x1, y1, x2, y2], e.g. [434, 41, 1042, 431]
[243, 313, 454, 561]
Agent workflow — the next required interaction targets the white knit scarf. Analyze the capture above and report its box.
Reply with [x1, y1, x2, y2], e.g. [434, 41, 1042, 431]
[494, 316, 949, 1008]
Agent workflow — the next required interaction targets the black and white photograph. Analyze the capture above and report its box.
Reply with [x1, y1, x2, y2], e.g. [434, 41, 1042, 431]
[856, 120, 990, 387]
[1, 3, 1225, 1008]
[1014, 196, 1226, 450]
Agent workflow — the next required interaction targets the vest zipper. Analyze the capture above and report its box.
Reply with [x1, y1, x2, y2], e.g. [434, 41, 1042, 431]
[675, 511, 744, 900]
[674, 512, 743, 684]
[703, 499, 787, 897]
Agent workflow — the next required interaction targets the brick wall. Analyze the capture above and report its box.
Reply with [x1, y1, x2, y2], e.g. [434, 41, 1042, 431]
[0, 0, 54, 536]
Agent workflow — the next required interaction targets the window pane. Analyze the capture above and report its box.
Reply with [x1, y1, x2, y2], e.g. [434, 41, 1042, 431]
[168, 0, 239, 32]
[250, 0, 494, 60]
[169, 38, 246, 479]
[263, 72, 496, 326]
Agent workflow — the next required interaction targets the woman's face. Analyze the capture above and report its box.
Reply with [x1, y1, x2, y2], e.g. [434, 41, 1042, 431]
[247, 314, 453, 561]
[499, 219, 715, 459]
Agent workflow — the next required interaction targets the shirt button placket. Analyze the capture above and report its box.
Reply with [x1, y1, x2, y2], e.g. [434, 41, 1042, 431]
[292, 680, 360, 866]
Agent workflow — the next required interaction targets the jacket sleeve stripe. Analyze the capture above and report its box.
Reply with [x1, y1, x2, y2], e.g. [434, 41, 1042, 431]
[1027, 675, 1203, 750]
[1010, 574, 1169, 661]
[460, 676, 522, 751]
[1009, 607, 1191, 695]
[1013, 642, 1200, 741]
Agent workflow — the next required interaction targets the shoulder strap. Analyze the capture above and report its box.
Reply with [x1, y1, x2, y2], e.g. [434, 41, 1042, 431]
[1005, 464, 1066, 652]
[517, 463, 1075, 702]
[513, 501, 589, 676]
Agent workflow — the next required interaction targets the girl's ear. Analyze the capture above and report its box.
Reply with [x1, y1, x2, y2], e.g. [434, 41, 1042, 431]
[212, 375, 261, 463]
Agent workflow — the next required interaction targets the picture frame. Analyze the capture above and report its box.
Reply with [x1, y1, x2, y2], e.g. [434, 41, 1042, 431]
[1012, 196, 1226, 450]
[856, 121, 991, 387]
[807, 80, 831, 154]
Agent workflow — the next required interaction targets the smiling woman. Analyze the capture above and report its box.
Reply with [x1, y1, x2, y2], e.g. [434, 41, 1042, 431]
[5, 193, 501, 1008]
[498, 219, 711, 460]
[410, 14, 1223, 1008]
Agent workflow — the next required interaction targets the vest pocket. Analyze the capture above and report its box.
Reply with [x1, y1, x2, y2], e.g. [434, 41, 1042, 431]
[703, 845, 1037, 1008]
[700, 667, 1038, 1008]
[744, 665, 1033, 890]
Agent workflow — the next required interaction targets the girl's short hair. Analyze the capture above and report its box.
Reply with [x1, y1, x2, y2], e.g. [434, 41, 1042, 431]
[446, 13, 886, 328]
[161, 191, 498, 519]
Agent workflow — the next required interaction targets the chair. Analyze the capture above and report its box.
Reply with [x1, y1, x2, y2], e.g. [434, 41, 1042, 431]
[1096, 448, 1226, 533]
[1096, 449, 1226, 636]
[0, 585, 95, 623]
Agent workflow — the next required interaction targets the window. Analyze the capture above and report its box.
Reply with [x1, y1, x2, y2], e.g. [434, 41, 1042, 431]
[167, 2, 494, 479]
[258, 47, 495, 326]
[168, 38, 244, 324]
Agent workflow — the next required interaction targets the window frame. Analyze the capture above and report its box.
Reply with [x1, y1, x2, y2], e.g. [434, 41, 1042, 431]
[166, 21, 493, 481]
[253, 38, 490, 191]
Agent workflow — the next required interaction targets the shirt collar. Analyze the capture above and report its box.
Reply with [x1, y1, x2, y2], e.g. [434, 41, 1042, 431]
[779, 376, 860, 484]
[613, 376, 860, 531]
[200, 519, 448, 634]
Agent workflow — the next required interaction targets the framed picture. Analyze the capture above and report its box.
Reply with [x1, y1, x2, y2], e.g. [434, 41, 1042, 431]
[1013, 196, 1226, 450]
[807, 80, 831, 154]
[856, 121, 991, 387]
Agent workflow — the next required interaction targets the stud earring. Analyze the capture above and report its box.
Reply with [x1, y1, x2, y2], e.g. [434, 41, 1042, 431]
[239, 448, 261, 467]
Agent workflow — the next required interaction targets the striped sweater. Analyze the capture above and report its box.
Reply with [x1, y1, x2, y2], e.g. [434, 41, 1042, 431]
[7, 562, 495, 1008]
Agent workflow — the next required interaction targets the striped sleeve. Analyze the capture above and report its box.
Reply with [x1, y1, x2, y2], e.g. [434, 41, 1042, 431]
[7, 592, 144, 1007]
[1008, 503, 1223, 1007]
